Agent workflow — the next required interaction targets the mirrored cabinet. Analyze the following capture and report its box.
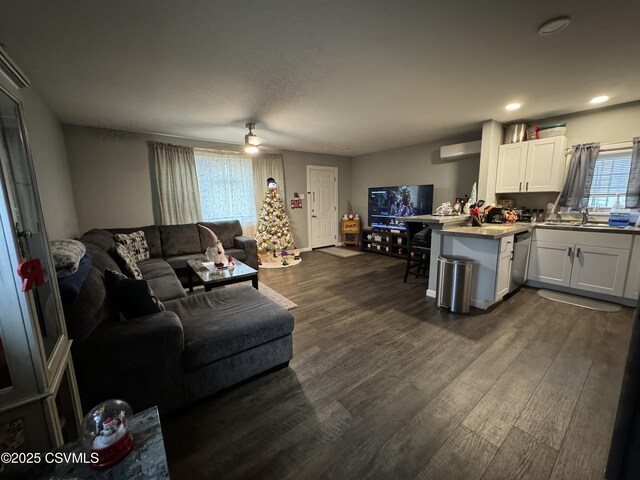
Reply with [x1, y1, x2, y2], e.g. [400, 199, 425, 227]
[0, 47, 82, 459]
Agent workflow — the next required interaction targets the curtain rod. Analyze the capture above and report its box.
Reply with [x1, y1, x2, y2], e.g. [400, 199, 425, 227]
[566, 139, 635, 152]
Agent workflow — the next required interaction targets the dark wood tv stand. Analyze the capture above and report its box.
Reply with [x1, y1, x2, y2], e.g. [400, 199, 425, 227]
[361, 228, 408, 259]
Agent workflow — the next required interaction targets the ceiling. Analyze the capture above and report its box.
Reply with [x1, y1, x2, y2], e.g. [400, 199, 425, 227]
[1, 0, 638, 156]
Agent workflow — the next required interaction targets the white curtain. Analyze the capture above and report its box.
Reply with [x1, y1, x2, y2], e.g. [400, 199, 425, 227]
[252, 153, 286, 217]
[194, 149, 257, 236]
[153, 142, 202, 224]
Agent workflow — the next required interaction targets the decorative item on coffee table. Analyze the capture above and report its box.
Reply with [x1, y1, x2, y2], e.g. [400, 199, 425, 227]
[187, 258, 259, 291]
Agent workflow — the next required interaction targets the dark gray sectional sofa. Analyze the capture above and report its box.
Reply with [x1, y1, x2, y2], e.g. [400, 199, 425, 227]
[64, 220, 293, 414]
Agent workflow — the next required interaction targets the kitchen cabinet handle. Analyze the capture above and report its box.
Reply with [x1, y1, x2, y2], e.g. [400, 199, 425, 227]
[526, 182, 529, 191]
[577, 248, 582, 260]
[519, 182, 522, 192]
[568, 247, 573, 258]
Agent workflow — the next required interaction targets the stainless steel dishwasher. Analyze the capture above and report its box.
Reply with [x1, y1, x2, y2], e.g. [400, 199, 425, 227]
[510, 230, 531, 292]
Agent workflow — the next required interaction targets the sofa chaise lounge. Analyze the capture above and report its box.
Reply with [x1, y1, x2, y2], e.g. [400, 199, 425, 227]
[64, 221, 293, 414]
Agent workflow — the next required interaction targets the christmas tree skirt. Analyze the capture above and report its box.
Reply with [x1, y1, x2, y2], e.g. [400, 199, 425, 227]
[259, 256, 302, 269]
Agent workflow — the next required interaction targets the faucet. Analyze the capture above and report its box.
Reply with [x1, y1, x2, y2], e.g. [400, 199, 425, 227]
[580, 207, 589, 224]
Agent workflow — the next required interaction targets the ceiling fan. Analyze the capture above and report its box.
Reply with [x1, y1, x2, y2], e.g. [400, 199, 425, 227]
[244, 122, 261, 154]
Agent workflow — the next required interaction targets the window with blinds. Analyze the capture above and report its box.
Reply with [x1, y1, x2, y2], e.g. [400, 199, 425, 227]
[588, 150, 632, 208]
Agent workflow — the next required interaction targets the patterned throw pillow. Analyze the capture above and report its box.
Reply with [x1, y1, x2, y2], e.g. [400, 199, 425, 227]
[104, 269, 165, 320]
[114, 243, 143, 280]
[114, 230, 150, 262]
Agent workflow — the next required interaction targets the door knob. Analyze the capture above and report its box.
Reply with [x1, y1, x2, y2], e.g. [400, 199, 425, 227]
[15, 225, 32, 239]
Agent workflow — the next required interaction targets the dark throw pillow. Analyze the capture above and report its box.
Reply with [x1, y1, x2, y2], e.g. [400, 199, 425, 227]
[104, 269, 165, 320]
[114, 242, 143, 279]
[114, 230, 150, 262]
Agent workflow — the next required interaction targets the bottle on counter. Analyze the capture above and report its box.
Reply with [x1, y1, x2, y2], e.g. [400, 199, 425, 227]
[609, 195, 630, 227]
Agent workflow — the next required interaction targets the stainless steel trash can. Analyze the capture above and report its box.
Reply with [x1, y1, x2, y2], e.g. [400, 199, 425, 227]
[436, 255, 474, 313]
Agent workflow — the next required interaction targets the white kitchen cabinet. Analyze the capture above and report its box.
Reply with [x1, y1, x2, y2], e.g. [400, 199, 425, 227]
[496, 249, 513, 299]
[624, 237, 640, 300]
[570, 244, 630, 297]
[441, 233, 516, 309]
[495, 143, 527, 193]
[528, 240, 573, 286]
[529, 228, 633, 300]
[496, 136, 568, 193]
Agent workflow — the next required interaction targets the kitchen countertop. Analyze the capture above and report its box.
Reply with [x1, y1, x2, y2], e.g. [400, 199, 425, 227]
[438, 221, 640, 239]
[397, 214, 470, 225]
[440, 223, 533, 239]
[536, 222, 640, 235]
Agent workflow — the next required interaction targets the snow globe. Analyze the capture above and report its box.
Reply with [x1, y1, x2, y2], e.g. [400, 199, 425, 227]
[81, 399, 134, 469]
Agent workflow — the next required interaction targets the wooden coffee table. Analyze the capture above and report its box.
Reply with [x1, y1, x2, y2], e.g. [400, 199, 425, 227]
[186, 258, 259, 292]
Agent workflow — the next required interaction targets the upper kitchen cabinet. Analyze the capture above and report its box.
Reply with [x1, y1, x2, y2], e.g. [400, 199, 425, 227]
[496, 136, 568, 193]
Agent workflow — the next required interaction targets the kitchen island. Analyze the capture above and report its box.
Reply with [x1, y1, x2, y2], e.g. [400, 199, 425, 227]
[439, 223, 534, 310]
[397, 214, 470, 298]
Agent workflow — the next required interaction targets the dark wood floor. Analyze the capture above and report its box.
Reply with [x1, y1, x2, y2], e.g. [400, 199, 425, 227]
[163, 251, 634, 480]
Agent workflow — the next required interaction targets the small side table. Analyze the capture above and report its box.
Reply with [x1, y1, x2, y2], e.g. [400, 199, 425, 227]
[342, 219, 361, 247]
[14, 406, 169, 480]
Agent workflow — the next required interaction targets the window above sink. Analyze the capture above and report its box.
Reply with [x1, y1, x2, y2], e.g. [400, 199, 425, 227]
[588, 149, 632, 209]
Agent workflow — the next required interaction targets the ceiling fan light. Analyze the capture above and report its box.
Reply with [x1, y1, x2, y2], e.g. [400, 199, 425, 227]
[243, 122, 260, 153]
[245, 133, 260, 146]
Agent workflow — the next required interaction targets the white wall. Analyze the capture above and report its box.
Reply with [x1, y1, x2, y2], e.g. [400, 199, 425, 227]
[279, 150, 351, 248]
[63, 125, 352, 248]
[13, 85, 78, 239]
[63, 127, 156, 231]
[351, 132, 481, 226]
[540, 101, 640, 146]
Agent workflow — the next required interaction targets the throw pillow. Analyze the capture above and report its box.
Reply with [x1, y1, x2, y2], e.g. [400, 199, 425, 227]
[114, 230, 150, 262]
[103, 269, 165, 319]
[114, 243, 143, 280]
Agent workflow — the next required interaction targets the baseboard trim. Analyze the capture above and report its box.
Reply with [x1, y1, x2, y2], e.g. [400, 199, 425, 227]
[426, 289, 436, 298]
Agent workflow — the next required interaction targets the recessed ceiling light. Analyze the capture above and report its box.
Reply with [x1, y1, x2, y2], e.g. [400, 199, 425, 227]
[505, 103, 521, 111]
[538, 16, 571, 36]
[590, 95, 610, 104]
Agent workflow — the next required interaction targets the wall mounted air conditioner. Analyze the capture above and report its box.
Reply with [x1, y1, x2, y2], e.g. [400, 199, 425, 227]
[440, 140, 481, 160]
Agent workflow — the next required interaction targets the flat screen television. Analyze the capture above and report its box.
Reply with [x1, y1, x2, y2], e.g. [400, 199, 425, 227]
[368, 184, 434, 230]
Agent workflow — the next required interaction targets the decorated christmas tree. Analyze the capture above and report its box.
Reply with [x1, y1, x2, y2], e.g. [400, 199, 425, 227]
[256, 178, 293, 253]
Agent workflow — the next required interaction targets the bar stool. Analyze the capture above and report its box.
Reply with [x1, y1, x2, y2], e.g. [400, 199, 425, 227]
[404, 223, 431, 282]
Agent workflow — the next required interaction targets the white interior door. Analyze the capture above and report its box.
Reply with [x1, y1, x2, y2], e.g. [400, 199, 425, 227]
[307, 166, 337, 248]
